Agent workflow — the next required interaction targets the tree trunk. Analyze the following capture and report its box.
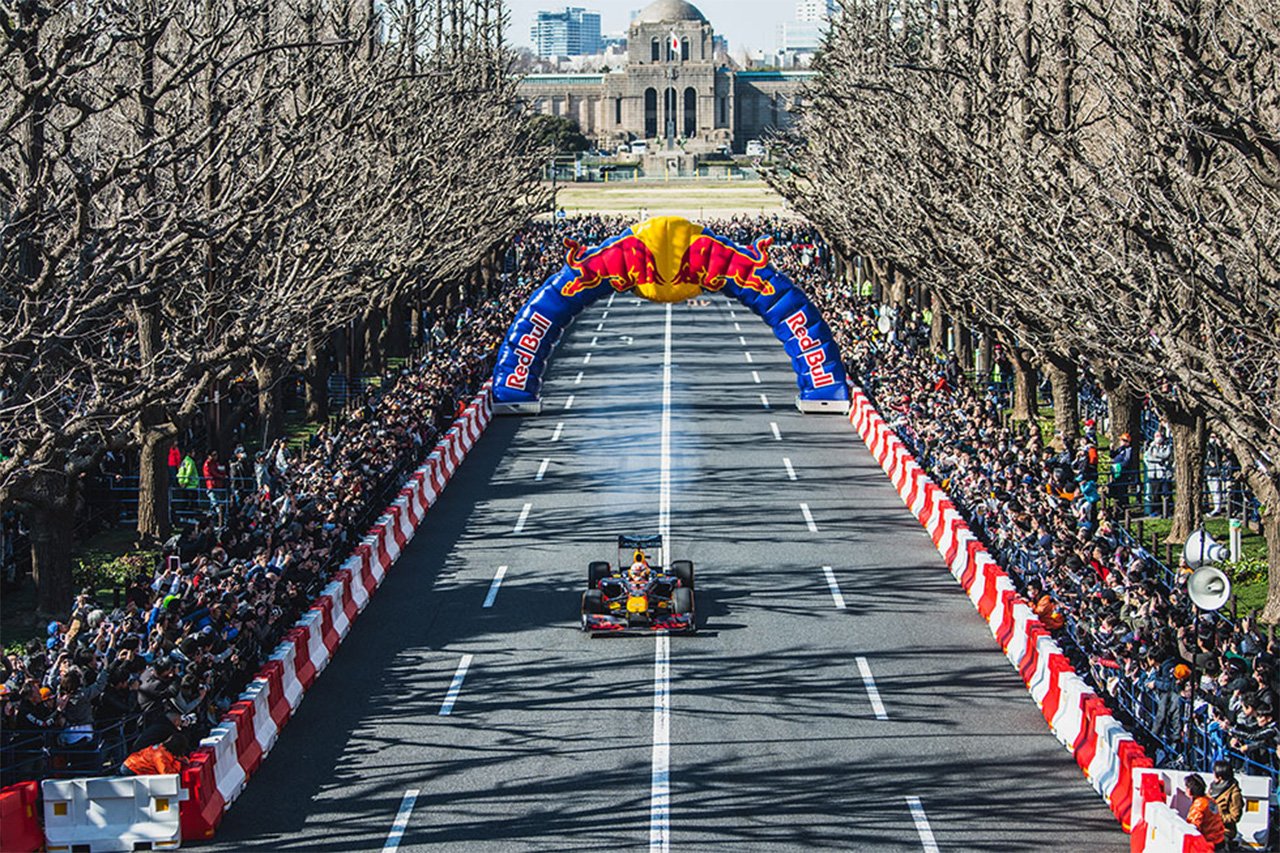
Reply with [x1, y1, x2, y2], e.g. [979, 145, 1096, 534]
[136, 422, 174, 542]
[1163, 403, 1205, 546]
[1104, 376, 1144, 463]
[1009, 347, 1038, 423]
[362, 307, 382, 374]
[929, 289, 946, 353]
[1045, 351, 1079, 443]
[386, 296, 410, 359]
[305, 331, 330, 421]
[954, 318, 973, 371]
[976, 330, 993, 382]
[27, 476, 75, 617]
[1259, 501, 1280, 624]
[254, 356, 283, 444]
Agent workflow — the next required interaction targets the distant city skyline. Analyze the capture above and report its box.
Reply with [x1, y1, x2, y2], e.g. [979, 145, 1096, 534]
[504, 0, 792, 56]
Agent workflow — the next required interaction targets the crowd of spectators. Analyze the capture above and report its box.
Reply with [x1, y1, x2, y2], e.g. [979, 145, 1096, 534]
[0, 221, 576, 784]
[793, 262, 1279, 780]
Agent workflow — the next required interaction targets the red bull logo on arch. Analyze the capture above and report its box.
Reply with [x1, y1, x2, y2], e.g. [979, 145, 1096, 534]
[493, 216, 849, 405]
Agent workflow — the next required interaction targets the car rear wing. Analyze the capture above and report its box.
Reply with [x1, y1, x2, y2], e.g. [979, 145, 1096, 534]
[618, 534, 663, 551]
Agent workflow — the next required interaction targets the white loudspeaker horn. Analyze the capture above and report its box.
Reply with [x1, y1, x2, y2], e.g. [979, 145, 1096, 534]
[1184, 530, 1230, 570]
[876, 314, 893, 335]
[1187, 566, 1231, 612]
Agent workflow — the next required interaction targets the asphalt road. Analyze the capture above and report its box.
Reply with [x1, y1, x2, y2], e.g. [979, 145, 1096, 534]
[208, 292, 1126, 852]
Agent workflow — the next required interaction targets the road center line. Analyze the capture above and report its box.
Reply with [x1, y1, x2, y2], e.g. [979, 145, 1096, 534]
[760, 393, 770, 410]
[564, 394, 576, 410]
[575, 371, 583, 384]
[607, 292, 616, 307]
[513, 502, 532, 533]
[482, 565, 508, 608]
[783, 457, 797, 480]
[590, 336, 598, 347]
[799, 502, 818, 532]
[650, 301, 674, 853]
[822, 565, 846, 609]
[582, 352, 592, 364]
[382, 789, 420, 853]
[751, 370, 761, 384]
[535, 458, 550, 481]
[438, 654, 473, 716]
[651, 632, 671, 853]
[734, 322, 741, 331]
[596, 322, 605, 331]
[857, 656, 890, 720]
[770, 422, 782, 440]
[744, 352, 754, 363]
[905, 796, 939, 852]
[602, 310, 609, 318]
[738, 335, 747, 346]
[551, 422, 564, 442]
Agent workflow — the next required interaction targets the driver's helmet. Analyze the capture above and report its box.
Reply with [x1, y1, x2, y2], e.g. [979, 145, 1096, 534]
[628, 560, 650, 585]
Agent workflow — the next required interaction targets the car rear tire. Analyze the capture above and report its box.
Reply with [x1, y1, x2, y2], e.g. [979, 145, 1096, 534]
[670, 560, 694, 589]
[588, 561, 611, 588]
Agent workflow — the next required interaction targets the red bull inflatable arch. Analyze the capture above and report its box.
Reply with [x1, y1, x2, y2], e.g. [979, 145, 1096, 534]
[492, 216, 850, 413]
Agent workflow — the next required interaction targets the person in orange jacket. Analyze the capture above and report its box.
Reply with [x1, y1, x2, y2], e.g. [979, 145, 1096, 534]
[1185, 774, 1227, 850]
[1024, 579, 1065, 631]
[120, 733, 187, 777]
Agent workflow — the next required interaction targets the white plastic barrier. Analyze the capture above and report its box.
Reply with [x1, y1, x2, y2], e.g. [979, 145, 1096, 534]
[1132, 768, 1272, 849]
[43, 774, 187, 852]
[1138, 801, 1206, 852]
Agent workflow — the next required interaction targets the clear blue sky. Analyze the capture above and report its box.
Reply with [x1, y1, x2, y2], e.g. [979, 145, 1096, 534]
[504, 0, 789, 55]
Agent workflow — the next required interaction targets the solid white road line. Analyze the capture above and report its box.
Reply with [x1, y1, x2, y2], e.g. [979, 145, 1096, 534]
[382, 789, 420, 853]
[590, 336, 598, 346]
[513, 502, 532, 533]
[535, 458, 550, 481]
[659, 302, 672, 543]
[783, 457, 797, 481]
[551, 422, 564, 442]
[738, 336, 747, 346]
[482, 565, 508, 608]
[583, 352, 592, 364]
[596, 322, 605, 331]
[858, 657, 890, 720]
[650, 633, 671, 853]
[770, 422, 782, 441]
[760, 393, 770, 410]
[438, 654, 473, 716]
[650, 301, 675, 853]
[905, 796, 939, 852]
[822, 566, 846, 609]
[565, 394, 576, 410]
[799, 502, 818, 532]
[744, 352, 754, 363]
[751, 370, 761, 384]
[575, 371, 583, 384]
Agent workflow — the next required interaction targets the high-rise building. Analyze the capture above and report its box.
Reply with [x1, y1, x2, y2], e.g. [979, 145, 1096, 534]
[531, 7, 603, 58]
[795, 0, 837, 23]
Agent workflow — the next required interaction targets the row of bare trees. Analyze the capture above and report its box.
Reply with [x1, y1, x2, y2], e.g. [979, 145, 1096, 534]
[1, 0, 545, 614]
[773, 0, 1280, 615]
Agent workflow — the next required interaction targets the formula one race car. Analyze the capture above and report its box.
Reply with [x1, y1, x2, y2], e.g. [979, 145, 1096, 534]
[581, 534, 696, 634]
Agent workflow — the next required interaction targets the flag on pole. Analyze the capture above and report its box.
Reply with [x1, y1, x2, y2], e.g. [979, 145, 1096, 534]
[669, 31, 681, 53]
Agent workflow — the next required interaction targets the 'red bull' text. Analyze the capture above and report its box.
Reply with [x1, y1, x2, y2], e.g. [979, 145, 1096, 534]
[504, 311, 553, 390]
[784, 309, 837, 389]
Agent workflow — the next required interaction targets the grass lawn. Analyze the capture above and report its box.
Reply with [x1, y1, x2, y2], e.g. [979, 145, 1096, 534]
[550, 179, 791, 219]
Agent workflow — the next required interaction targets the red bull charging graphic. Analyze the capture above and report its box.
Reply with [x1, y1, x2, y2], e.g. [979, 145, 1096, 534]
[492, 216, 849, 405]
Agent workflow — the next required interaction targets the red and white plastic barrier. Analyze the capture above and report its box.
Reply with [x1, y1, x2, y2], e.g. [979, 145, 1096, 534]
[847, 387, 1153, 830]
[177, 383, 493, 841]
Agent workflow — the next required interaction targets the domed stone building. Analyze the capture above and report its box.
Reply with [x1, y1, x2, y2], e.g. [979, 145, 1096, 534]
[517, 0, 813, 155]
